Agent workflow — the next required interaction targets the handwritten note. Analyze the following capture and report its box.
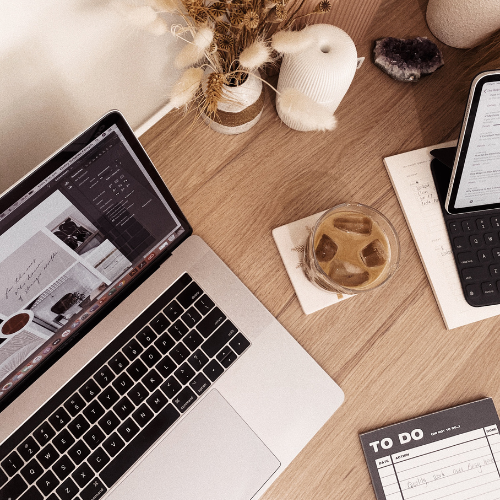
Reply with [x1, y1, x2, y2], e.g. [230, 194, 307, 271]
[0, 232, 75, 315]
[384, 142, 500, 329]
[361, 399, 500, 500]
[387, 428, 500, 499]
[411, 179, 440, 208]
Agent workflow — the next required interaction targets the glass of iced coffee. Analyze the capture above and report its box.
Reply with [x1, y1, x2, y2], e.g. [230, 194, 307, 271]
[303, 203, 400, 294]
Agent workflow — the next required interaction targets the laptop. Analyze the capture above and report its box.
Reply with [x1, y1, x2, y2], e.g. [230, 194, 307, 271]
[0, 111, 344, 500]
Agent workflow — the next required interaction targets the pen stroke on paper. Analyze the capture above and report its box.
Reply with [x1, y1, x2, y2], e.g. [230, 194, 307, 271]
[5, 251, 60, 303]
[406, 457, 494, 489]
[410, 173, 454, 256]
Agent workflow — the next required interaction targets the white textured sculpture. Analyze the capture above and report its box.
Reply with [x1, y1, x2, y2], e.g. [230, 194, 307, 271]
[426, 0, 500, 49]
[276, 24, 357, 132]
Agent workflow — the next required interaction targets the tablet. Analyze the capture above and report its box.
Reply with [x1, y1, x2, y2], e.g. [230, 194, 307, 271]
[445, 70, 500, 214]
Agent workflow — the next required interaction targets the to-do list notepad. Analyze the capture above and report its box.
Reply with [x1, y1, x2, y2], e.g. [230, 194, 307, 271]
[360, 399, 500, 500]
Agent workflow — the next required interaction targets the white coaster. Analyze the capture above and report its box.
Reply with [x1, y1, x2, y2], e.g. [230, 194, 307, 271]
[272, 210, 354, 315]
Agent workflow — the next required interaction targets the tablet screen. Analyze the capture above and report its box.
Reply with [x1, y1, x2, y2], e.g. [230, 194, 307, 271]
[446, 71, 500, 214]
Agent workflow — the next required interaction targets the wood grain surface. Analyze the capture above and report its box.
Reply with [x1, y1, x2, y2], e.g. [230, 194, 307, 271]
[139, 1, 500, 498]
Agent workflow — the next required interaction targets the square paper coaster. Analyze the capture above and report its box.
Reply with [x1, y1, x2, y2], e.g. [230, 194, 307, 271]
[272, 210, 354, 315]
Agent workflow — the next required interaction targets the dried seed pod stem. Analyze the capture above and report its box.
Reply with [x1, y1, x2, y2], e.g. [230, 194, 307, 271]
[205, 72, 227, 115]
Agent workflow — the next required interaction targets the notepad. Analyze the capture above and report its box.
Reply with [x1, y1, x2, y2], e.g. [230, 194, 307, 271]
[385, 142, 500, 329]
[360, 398, 500, 500]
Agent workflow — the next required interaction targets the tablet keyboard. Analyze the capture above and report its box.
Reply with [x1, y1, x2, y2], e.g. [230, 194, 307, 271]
[447, 213, 500, 306]
[0, 273, 250, 500]
[431, 158, 500, 307]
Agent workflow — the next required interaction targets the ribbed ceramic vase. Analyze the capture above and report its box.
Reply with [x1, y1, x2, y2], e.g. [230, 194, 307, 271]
[277, 24, 357, 132]
[426, 0, 500, 48]
[201, 69, 264, 135]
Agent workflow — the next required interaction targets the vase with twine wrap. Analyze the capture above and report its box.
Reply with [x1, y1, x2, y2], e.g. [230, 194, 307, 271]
[426, 0, 500, 49]
[277, 24, 357, 132]
[201, 69, 264, 135]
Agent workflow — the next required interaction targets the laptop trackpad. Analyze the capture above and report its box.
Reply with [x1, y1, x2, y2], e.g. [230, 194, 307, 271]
[107, 390, 280, 500]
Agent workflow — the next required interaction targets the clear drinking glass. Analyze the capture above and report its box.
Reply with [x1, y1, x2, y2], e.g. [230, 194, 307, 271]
[303, 203, 400, 294]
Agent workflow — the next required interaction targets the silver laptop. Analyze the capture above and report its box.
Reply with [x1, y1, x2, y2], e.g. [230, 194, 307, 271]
[0, 111, 344, 500]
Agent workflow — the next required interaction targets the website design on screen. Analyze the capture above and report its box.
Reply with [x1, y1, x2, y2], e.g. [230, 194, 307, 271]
[0, 126, 184, 400]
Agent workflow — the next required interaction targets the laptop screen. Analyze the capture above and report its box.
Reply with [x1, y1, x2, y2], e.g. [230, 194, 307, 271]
[0, 112, 191, 407]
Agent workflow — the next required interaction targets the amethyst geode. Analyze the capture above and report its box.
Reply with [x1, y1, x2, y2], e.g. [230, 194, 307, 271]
[373, 37, 444, 82]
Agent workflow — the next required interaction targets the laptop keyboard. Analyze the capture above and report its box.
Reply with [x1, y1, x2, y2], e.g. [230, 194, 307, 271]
[447, 213, 500, 306]
[0, 273, 250, 500]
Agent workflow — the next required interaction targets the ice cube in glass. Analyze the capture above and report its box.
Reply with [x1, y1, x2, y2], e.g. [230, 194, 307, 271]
[315, 234, 338, 262]
[334, 215, 372, 234]
[328, 261, 369, 287]
[360, 239, 387, 267]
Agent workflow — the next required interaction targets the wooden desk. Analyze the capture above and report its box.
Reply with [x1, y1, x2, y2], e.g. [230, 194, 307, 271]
[139, 1, 500, 497]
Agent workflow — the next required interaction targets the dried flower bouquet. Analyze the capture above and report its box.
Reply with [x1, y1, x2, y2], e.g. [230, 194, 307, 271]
[117, 0, 332, 122]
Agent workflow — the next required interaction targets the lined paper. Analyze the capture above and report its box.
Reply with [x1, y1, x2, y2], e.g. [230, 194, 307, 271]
[361, 399, 500, 500]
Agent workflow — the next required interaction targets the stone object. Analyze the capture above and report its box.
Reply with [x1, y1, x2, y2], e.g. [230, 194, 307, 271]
[373, 37, 444, 82]
[426, 0, 500, 49]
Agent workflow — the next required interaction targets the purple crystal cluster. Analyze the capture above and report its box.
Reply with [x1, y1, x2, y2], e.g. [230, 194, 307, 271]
[373, 37, 444, 82]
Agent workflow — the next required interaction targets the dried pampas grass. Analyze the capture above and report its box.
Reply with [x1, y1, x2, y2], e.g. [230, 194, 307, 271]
[169, 67, 204, 108]
[271, 30, 314, 54]
[175, 44, 205, 68]
[148, 0, 180, 13]
[278, 88, 337, 131]
[193, 27, 215, 49]
[115, 0, 333, 123]
[239, 41, 272, 70]
[147, 17, 169, 35]
[126, 5, 158, 27]
[175, 27, 214, 68]
[112, 2, 171, 35]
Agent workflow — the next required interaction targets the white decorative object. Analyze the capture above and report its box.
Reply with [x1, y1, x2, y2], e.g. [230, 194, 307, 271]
[201, 69, 264, 135]
[276, 24, 357, 132]
[426, 0, 500, 49]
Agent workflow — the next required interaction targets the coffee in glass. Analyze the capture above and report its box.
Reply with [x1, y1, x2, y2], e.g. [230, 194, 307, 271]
[303, 203, 400, 294]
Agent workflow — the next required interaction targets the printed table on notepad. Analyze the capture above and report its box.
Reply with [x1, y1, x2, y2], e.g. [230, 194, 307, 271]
[376, 426, 500, 500]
